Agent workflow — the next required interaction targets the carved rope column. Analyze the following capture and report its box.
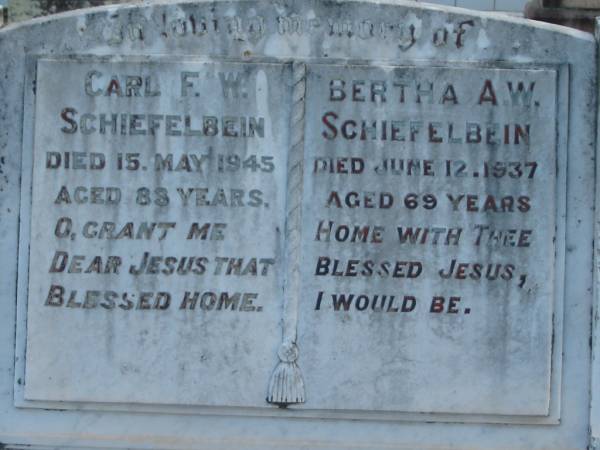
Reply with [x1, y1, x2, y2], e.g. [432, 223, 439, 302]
[266, 61, 307, 407]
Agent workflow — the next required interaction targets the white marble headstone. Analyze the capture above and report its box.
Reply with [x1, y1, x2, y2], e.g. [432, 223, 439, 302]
[0, 1, 597, 449]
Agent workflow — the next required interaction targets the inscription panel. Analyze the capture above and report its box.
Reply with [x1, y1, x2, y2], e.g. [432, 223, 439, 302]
[0, 0, 596, 448]
[299, 64, 558, 416]
[24, 59, 290, 407]
[20, 58, 562, 418]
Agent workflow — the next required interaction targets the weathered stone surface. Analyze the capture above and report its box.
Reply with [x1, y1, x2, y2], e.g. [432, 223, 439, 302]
[0, 1, 597, 449]
[300, 64, 558, 416]
[24, 58, 289, 406]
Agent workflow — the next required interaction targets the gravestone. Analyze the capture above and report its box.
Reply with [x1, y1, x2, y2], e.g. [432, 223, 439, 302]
[0, 1, 597, 449]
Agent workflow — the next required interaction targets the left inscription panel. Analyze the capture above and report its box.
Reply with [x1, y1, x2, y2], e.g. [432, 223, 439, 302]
[23, 58, 289, 407]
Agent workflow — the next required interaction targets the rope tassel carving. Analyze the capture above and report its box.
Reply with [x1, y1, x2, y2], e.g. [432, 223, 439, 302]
[266, 61, 307, 407]
[267, 342, 305, 406]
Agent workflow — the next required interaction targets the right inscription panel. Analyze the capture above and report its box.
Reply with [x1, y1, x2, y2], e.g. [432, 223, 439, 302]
[299, 65, 558, 416]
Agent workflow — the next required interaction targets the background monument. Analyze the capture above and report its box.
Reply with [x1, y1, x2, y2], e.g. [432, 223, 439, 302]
[525, 0, 600, 32]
